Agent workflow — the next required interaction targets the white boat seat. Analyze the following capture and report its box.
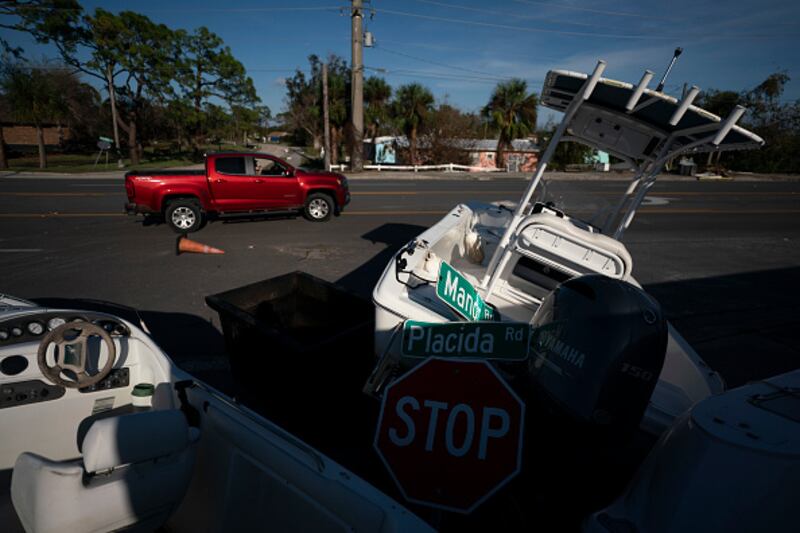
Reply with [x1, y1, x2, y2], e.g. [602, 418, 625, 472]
[10, 409, 199, 533]
[516, 213, 633, 279]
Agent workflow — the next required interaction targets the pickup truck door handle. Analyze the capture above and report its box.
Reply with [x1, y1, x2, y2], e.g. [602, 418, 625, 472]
[254, 179, 263, 183]
[215, 178, 226, 184]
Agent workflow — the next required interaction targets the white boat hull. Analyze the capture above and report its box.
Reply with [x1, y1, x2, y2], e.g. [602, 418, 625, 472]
[584, 369, 800, 533]
[372, 201, 724, 435]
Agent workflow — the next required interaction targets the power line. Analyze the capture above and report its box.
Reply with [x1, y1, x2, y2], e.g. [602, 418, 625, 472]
[372, 45, 512, 80]
[366, 69, 498, 85]
[512, 0, 684, 22]
[366, 66, 542, 85]
[370, 7, 672, 40]
[375, 5, 794, 41]
[1, 5, 345, 13]
[375, 38, 568, 63]
[412, 0, 632, 31]
[389, 69, 505, 82]
[137, 6, 345, 13]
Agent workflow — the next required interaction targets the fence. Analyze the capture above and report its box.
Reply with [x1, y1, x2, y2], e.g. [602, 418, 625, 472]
[328, 163, 505, 173]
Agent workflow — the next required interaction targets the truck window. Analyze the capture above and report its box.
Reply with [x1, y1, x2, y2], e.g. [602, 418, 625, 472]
[215, 156, 246, 175]
[254, 157, 287, 176]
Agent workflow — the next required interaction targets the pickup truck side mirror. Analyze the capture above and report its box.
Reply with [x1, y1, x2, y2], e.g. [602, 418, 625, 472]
[283, 168, 294, 177]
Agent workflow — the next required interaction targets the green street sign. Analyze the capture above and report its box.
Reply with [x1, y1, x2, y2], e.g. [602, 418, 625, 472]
[436, 260, 494, 321]
[99, 136, 114, 143]
[402, 320, 530, 360]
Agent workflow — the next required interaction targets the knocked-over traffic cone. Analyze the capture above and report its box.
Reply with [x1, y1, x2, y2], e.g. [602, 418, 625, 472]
[176, 234, 225, 255]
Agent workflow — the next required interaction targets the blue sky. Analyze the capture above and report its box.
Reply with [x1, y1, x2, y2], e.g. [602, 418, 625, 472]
[3, 0, 799, 126]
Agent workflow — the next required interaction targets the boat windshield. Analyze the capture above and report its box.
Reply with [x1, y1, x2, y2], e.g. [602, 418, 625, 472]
[528, 177, 641, 233]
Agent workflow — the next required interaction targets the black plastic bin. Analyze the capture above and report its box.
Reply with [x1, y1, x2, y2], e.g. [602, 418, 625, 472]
[205, 271, 379, 457]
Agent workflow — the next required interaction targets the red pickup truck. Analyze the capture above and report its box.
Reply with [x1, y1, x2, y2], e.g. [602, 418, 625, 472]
[125, 152, 350, 232]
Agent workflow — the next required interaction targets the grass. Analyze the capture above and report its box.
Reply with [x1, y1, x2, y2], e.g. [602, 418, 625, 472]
[3, 144, 250, 173]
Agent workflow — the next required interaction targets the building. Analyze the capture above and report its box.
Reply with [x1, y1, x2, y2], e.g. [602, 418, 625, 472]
[365, 136, 539, 170]
[1, 123, 72, 148]
[266, 131, 290, 143]
[368, 136, 398, 164]
[467, 139, 539, 171]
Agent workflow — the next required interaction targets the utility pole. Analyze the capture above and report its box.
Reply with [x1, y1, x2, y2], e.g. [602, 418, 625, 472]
[105, 64, 123, 168]
[350, 0, 364, 171]
[322, 62, 332, 171]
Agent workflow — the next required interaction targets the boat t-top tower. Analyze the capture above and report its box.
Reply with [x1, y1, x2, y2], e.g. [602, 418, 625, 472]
[480, 58, 764, 295]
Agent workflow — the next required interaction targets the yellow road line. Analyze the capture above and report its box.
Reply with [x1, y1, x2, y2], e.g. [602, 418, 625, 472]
[344, 210, 447, 216]
[636, 191, 800, 197]
[638, 208, 800, 214]
[0, 212, 124, 218]
[351, 191, 420, 196]
[1, 208, 800, 219]
[352, 190, 524, 196]
[2, 190, 795, 198]
[351, 190, 800, 197]
[347, 208, 800, 216]
[0, 192, 113, 197]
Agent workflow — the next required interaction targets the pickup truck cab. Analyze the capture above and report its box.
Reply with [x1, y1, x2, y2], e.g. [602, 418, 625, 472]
[125, 152, 350, 232]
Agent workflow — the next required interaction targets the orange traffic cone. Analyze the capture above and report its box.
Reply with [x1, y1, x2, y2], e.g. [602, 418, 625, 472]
[176, 235, 225, 255]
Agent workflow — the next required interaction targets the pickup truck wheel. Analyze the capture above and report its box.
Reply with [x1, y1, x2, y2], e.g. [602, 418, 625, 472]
[303, 193, 334, 222]
[166, 199, 203, 233]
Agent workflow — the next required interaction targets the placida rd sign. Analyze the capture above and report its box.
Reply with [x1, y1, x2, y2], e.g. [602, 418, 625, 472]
[436, 261, 494, 321]
[402, 320, 529, 360]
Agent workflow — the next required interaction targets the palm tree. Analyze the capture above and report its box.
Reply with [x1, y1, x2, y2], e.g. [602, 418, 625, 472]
[364, 76, 391, 141]
[393, 83, 434, 164]
[482, 79, 538, 169]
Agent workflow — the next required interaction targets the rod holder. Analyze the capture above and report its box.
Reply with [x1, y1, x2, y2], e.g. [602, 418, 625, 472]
[582, 60, 607, 100]
[712, 105, 746, 146]
[669, 85, 700, 126]
[626, 70, 654, 111]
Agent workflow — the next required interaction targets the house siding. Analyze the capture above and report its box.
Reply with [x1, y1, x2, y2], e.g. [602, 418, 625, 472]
[1, 124, 72, 146]
[472, 150, 538, 171]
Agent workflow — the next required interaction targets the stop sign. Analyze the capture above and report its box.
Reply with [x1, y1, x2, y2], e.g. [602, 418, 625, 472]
[374, 357, 525, 514]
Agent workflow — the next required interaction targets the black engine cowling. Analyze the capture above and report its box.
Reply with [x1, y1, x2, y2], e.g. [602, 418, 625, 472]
[528, 274, 667, 431]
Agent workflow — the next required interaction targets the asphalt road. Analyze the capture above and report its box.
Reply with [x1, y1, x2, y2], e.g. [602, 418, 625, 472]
[0, 175, 799, 389]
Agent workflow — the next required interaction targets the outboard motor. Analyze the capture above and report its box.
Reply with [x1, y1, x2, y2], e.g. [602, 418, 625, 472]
[528, 274, 667, 432]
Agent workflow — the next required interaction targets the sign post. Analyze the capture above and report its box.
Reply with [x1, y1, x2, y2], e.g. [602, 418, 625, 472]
[374, 358, 525, 514]
[93, 138, 112, 168]
[436, 261, 494, 321]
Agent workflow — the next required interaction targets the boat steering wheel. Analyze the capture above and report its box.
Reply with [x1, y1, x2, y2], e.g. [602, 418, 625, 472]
[37, 321, 117, 389]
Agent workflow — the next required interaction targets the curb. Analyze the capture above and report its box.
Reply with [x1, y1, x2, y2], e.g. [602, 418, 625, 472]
[0, 171, 126, 179]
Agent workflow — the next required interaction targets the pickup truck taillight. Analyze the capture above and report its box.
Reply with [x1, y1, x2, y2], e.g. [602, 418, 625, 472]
[125, 176, 135, 200]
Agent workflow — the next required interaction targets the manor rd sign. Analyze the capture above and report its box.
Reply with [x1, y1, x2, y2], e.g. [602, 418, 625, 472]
[435, 261, 494, 321]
